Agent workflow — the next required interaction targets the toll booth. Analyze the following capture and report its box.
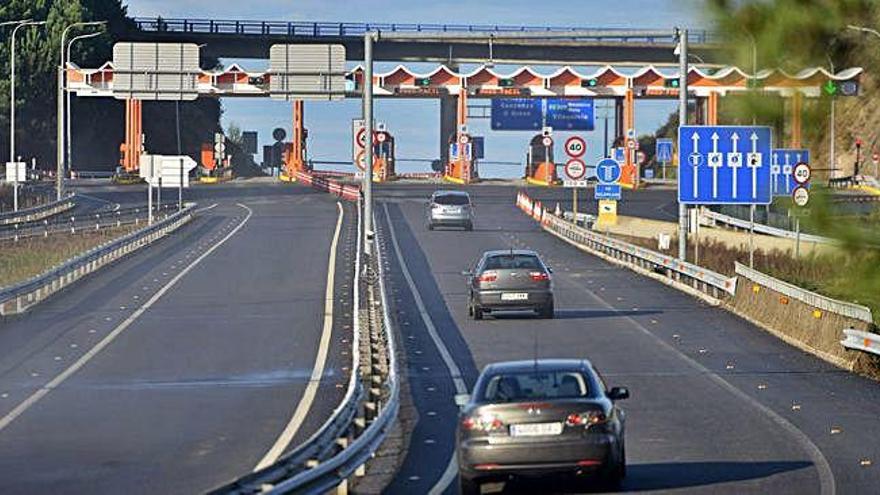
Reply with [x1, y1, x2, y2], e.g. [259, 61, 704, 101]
[446, 132, 478, 184]
[525, 132, 557, 186]
[373, 130, 396, 181]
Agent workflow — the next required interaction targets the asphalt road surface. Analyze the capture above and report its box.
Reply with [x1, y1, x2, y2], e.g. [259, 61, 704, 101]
[0, 182, 356, 494]
[374, 183, 880, 495]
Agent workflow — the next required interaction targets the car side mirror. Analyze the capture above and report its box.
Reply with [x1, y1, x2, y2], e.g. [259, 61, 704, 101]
[607, 386, 630, 401]
[454, 393, 471, 408]
[546, 267, 554, 274]
[461, 270, 473, 277]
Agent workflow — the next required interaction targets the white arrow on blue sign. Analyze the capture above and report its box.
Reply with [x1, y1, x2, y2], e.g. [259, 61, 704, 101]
[656, 139, 674, 162]
[678, 125, 773, 205]
[771, 149, 810, 196]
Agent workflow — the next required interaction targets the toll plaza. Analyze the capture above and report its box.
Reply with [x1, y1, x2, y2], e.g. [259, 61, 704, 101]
[67, 52, 862, 186]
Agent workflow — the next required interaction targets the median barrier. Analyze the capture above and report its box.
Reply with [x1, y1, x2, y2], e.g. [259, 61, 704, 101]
[0, 204, 195, 316]
[0, 194, 75, 226]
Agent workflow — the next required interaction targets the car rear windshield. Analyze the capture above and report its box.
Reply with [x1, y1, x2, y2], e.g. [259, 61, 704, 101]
[433, 194, 470, 206]
[480, 371, 590, 402]
[484, 254, 541, 270]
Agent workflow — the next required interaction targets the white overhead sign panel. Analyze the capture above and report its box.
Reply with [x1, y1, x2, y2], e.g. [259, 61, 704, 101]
[112, 42, 200, 101]
[269, 44, 346, 101]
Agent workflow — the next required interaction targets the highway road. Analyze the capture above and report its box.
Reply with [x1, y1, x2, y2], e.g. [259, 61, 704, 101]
[374, 183, 880, 494]
[0, 182, 356, 494]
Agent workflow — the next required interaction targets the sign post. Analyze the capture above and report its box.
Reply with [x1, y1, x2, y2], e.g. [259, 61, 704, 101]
[656, 138, 673, 180]
[563, 136, 587, 223]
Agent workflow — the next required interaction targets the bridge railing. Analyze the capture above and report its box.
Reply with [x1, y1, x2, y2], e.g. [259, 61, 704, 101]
[132, 17, 716, 44]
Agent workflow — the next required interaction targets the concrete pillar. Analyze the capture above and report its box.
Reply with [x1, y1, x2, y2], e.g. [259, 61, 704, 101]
[440, 93, 457, 167]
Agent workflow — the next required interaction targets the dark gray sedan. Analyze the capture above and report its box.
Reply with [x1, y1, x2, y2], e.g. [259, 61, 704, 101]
[464, 250, 554, 319]
[455, 359, 629, 494]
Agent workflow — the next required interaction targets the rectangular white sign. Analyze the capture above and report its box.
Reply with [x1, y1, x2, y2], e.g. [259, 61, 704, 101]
[563, 179, 588, 188]
[4, 162, 26, 184]
[269, 44, 346, 101]
[139, 155, 197, 188]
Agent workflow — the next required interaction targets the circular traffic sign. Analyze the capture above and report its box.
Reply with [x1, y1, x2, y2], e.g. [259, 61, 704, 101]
[376, 131, 387, 143]
[356, 128, 367, 148]
[542, 136, 553, 147]
[354, 150, 366, 170]
[626, 139, 637, 150]
[596, 158, 621, 184]
[459, 134, 470, 145]
[564, 158, 587, 180]
[564, 136, 586, 158]
[793, 162, 811, 185]
[792, 186, 810, 207]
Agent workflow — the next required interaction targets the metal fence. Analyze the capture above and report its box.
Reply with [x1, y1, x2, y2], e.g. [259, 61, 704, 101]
[518, 192, 738, 299]
[701, 209, 832, 244]
[132, 17, 717, 44]
[0, 204, 195, 316]
[0, 203, 179, 242]
[212, 201, 399, 494]
[0, 194, 75, 226]
[841, 328, 880, 357]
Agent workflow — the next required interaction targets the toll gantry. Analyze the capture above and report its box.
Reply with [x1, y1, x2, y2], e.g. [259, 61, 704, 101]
[67, 58, 861, 186]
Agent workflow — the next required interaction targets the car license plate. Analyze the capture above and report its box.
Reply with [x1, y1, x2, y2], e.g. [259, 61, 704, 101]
[501, 292, 528, 301]
[510, 422, 563, 437]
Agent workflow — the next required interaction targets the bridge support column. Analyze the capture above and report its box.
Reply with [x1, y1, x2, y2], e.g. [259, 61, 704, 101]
[121, 98, 142, 173]
[707, 92, 719, 125]
[445, 88, 475, 184]
[790, 92, 802, 148]
[621, 88, 638, 188]
[440, 92, 457, 169]
[285, 99, 306, 177]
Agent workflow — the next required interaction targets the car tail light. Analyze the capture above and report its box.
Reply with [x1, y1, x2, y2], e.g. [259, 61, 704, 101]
[477, 271, 498, 283]
[462, 413, 504, 432]
[566, 411, 608, 428]
[529, 271, 550, 282]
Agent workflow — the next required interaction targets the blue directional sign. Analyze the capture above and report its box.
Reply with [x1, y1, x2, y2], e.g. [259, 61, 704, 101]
[613, 147, 626, 163]
[546, 98, 594, 131]
[595, 184, 622, 200]
[656, 139, 674, 162]
[678, 125, 773, 205]
[771, 149, 810, 196]
[491, 99, 543, 130]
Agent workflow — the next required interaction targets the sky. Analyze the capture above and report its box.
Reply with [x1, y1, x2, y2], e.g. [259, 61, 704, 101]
[123, 0, 710, 177]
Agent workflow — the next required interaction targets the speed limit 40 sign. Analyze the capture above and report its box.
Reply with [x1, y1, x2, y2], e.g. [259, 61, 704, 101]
[793, 162, 811, 185]
[564, 136, 586, 158]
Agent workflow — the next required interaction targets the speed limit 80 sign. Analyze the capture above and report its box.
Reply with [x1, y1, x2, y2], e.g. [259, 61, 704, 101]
[564, 136, 586, 158]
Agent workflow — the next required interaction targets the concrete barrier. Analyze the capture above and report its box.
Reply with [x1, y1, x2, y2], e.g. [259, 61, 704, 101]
[729, 262, 878, 374]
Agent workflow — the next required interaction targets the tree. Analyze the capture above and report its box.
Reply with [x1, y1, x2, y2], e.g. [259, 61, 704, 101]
[0, 0, 222, 170]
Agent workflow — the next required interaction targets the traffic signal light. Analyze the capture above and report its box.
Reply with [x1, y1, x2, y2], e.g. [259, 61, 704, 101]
[664, 78, 680, 88]
[581, 78, 599, 88]
[822, 79, 860, 97]
[499, 78, 515, 87]
[416, 77, 431, 87]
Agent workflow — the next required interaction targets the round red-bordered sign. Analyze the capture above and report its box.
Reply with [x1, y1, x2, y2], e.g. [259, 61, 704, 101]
[376, 131, 387, 143]
[356, 128, 367, 149]
[542, 136, 553, 147]
[792, 185, 810, 207]
[792, 162, 811, 185]
[354, 150, 366, 170]
[564, 136, 586, 158]
[459, 134, 470, 145]
[564, 158, 587, 181]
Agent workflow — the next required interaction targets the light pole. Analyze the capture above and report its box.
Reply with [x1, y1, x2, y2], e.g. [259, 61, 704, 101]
[363, 32, 375, 256]
[826, 53, 837, 177]
[57, 21, 106, 200]
[66, 30, 104, 177]
[9, 20, 45, 211]
[675, 27, 689, 261]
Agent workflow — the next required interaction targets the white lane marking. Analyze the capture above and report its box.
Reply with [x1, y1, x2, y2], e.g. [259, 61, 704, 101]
[382, 204, 466, 495]
[0, 203, 253, 435]
[196, 202, 219, 213]
[253, 201, 345, 471]
[557, 272, 836, 495]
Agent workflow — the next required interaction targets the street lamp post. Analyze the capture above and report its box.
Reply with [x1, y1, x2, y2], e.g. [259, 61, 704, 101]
[675, 27, 689, 261]
[66, 30, 104, 176]
[9, 20, 45, 212]
[57, 21, 106, 200]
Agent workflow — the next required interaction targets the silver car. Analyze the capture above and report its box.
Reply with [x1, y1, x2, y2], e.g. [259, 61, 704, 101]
[464, 249, 554, 319]
[427, 190, 474, 231]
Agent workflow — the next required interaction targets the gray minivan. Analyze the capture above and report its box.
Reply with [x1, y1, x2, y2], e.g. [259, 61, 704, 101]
[427, 190, 474, 231]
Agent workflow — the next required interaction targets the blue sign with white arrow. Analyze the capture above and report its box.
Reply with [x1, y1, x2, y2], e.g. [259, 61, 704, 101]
[678, 125, 773, 205]
[656, 139, 674, 162]
[771, 149, 810, 196]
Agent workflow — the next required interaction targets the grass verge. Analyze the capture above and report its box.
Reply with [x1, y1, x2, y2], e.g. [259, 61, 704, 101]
[0, 225, 139, 289]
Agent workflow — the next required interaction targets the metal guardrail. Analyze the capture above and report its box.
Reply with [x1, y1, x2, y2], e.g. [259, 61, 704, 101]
[701, 209, 832, 244]
[735, 262, 874, 324]
[212, 201, 399, 494]
[71, 170, 115, 179]
[0, 194, 75, 226]
[0, 203, 180, 242]
[0, 204, 195, 316]
[841, 328, 880, 356]
[518, 192, 738, 298]
[133, 17, 717, 44]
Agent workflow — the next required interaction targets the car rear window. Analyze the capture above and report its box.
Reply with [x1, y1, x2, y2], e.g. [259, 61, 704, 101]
[484, 255, 541, 270]
[433, 194, 470, 206]
[480, 371, 590, 401]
